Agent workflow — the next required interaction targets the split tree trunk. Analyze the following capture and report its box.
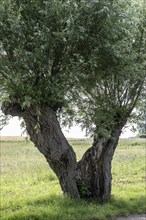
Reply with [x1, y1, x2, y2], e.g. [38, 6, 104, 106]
[2, 102, 125, 202]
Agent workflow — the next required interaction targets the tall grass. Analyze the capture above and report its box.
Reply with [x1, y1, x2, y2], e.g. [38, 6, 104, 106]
[0, 139, 146, 220]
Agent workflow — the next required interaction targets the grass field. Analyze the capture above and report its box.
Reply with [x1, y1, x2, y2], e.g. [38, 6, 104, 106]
[0, 138, 146, 220]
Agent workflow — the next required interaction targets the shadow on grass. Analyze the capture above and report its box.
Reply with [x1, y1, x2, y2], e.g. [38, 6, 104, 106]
[5, 194, 146, 220]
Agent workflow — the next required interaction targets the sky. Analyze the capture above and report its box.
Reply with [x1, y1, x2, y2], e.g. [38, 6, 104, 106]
[1, 117, 136, 138]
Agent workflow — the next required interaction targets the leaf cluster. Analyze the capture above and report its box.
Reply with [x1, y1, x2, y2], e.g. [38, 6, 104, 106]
[0, 0, 78, 109]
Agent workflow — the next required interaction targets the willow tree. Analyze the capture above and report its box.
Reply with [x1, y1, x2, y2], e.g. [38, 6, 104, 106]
[0, 0, 145, 202]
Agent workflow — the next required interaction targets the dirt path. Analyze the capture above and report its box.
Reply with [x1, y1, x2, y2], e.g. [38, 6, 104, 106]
[115, 214, 146, 220]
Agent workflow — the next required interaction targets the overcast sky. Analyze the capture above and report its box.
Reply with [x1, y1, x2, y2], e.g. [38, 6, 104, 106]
[1, 117, 136, 138]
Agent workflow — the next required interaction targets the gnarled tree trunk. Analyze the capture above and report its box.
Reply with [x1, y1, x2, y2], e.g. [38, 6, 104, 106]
[2, 103, 79, 198]
[76, 128, 123, 202]
[23, 106, 80, 198]
[2, 102, 126, 202]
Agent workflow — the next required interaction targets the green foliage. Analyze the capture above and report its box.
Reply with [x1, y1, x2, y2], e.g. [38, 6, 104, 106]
[77, 182, 92, 198]
[136, 83, 146, 134]
[1, 139, 146, 220]
[0, 111, 11, 130]
[67, 0, 146, 137]
[0, 0, 146, 138]
[139, 134, 146, 138]
[0, 0, 78, 109]
[137, 107, 146, 135]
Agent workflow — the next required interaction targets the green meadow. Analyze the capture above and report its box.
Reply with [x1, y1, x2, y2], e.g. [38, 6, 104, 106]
[0, 138, 146, 220]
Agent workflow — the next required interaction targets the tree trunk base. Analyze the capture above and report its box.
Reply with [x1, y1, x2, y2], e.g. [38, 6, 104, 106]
[2, 102, 123, 202]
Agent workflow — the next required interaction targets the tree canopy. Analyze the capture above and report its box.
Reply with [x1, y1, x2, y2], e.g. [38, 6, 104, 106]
[0, 0, 79, 111]
[0, 0, 145, 129]
[60, 0, 146, 138]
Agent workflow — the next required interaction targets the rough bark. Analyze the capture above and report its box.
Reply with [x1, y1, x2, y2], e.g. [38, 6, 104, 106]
[23, 106, 80, 198]
[2, 103, 79, 198]
[76, 128, 123, 202]
[2, 102, 127, 202]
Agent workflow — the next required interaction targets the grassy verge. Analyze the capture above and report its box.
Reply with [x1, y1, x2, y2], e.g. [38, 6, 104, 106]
[0, 139, 146, 220]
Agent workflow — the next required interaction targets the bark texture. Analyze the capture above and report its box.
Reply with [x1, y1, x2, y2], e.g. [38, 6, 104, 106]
[2, 102, 126, 202]
[76, 128, 123, 202]
[2, 103, 79, 198]
[23, 106, 80, 198]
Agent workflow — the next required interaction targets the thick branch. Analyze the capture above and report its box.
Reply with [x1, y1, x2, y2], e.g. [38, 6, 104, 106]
[1, 102, 24, 117]
[22, 105, 79, 198]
